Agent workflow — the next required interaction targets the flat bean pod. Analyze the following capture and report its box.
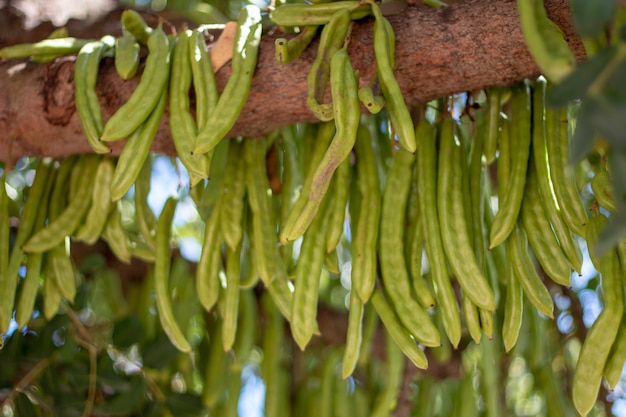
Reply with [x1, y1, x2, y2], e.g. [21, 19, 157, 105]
[508, 226, 554, 318]
[75, 37, 115, 154]
[48, 242, 77, 302]
[193, 6, 262, 155]
[291, 194, 330, 350]
[325, 158, 349, 252]
[371, 3, 415, 152]
[502, 263, 523, 352]
[520, 160, 572, 286]
[121, 10, 152, 45]
[23, 155, 100, 253]
[370, 289, 428, 369]
[415, 118, 461, 347]
[437, 119, 495, 311]
[286, 48, 359, 241]
[220, 140, 247, 250]
[154, 197, 192, 352]
[101, 26, 170, 141]
[275, 26, 319, 65]
[270, 1, 370, 27]
[102, 204, 132, 264]
[189, 29, 218, 132]
[169, 30, 212, 180]
[280, 122, 334, 245]
[342, 288, 363, 378]
[196, 198, 223, 312]
[352, 125, 380, 303]
[305, 10, 350, 121]
[75, 157, 115, 244]
[546, 107, 587, 237]
[573, 214, 623, 416]
[489, 84, 531, 249]
[379, 148, 439, 347]
[110, 89, 167, 202]
[222, 245, 241, 352]
[114, 33, 140, 79]
[0, 37, 92, 59]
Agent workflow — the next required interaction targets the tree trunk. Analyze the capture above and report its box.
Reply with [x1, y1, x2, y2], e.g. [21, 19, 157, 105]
[0, 0, 584, 164]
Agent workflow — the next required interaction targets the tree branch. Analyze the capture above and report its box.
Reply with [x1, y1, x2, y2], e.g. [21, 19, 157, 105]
[0, 0, 584, 164]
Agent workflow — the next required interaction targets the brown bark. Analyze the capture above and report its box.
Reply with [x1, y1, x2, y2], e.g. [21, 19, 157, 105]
[0, 0, 584, 164]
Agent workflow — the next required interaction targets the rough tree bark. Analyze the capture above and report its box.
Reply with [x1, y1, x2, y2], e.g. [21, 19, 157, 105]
[0, 0, 584, 164]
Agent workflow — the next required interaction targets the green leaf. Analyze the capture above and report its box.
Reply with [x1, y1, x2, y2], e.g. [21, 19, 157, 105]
[546, 47, 616, 107]
[141, 332, 179, 369]
[166, 392, 206, 417]
[570, 0, 616, 37]
[569, 101, 598, 162]
[112, 316, 144, 348]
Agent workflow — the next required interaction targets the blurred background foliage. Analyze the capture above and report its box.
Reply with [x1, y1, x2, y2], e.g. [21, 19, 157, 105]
[1, 0, 626, 417]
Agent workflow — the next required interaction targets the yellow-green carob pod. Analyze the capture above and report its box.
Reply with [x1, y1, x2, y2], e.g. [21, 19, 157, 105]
[379, 148, 440, 347]
[305, 9, 351, 122]
[114, 32, 140, 79]
[154, 197, 192, 352]
[416, 118, 462, 347]
[371, 2, 415, 153]
[573, 213, 623, 417]
[101, 25, 170, 141]
[437, 118, 495, 311]
[75, 36, 115, 154]
[284, 48, 359, 242]
[275, 25, 319, 65]
[269, 1, 371, 27]
[169, 29, 211, 182]
[192, 5, 262, 155]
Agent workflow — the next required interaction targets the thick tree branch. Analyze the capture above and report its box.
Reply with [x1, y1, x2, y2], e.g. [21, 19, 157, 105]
[0, 0, 583, 163]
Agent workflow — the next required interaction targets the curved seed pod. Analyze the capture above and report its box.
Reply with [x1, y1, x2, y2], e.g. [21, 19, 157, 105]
[358, 86, 385, 114]
[101, 25, 170, 141]
[352, 125, 381, 303]
[0, 37, 92, 59]
[371, 3, 415, 152]
[269, 1, 371, 27]
[121, 10, 153, 45]
[189, 29, 218, 132]
[114, 33, 140, 79]
[154, 197, 192, 352]
[284, 48, 359, 241]
[169, 30, 212, 181]
[379, 149, 439, 347]
[110, 89, 167, 202]
[75, 37, 115, 154]
[193, 5, 262, 155]
[75, 157, 115, 244]
[275, 26, 319, 65]
[370, 289, 428, 369]
[342, 288, 364, 378]
[306, 9, 351, 121]
[102, 204, 132, 264]
[437, 119, 495, 311]
[416, 118, 462, 347]
[23, 155, 100, 253]
[489, 84, 531, 249]
[573, 213, 623, 417]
